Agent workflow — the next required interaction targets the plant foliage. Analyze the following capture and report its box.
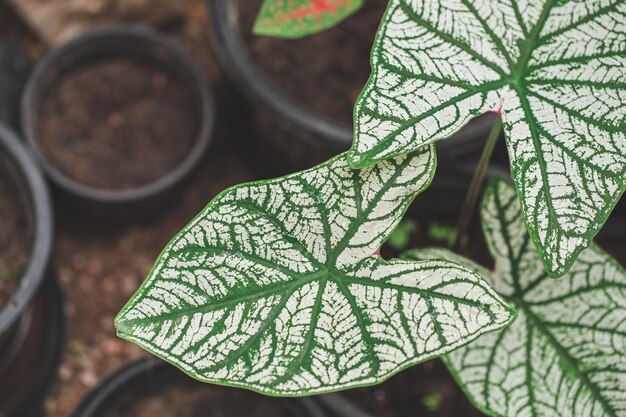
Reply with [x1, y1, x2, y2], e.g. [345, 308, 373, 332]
[115, 149, 515, 395]
[404, 178, 626, 417]
[254, 0, 364, 38]
[352, 0, 626, 277]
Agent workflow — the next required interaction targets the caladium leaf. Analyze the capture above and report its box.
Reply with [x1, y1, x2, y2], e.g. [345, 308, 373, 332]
[253, 0, 364, 38]
[115, 148, 515, 395]
[351, 0, 626, 277]
[404, 178, 626, 417]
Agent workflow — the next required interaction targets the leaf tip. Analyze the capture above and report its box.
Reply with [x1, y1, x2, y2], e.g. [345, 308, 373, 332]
[501, 299, 518, 326]
[346, 150, 369, 169]
[113, 306, 138, 340]
[113, 315, 132, 338]
[484, 176, 511, 198]
[541, 250, 577, 279]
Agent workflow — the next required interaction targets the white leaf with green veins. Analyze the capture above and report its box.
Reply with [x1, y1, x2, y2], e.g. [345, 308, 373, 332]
[115, 148, 515, 395]
[352, 0, 626, 277]
[404, 178, 626, 417]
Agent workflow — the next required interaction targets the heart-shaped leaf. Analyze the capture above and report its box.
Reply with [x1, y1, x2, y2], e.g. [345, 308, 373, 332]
[404, 178, 626, 417]
[253, 0, 364, 38]
[351, 0, 626, 277]
[115, 148, 515, 395]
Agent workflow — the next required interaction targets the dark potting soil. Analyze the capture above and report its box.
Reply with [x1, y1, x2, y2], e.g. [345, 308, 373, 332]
[343, 359, 487, 417]
[38, 59, 199, 190]
[100, 369, 295, 417]
[0, 159, 33, 309]
[238, 0, 387, 126]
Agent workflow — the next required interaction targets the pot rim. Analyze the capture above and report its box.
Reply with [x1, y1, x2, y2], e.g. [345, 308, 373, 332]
[71, 357, 328, 417]
[0, 124, 53, 336]
[21, 25, 215, 205]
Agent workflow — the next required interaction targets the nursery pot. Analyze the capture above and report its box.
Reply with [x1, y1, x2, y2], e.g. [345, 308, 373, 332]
[21, 25, 215, 220]
[0, 274, 65, 417]
[71, 357, 329, 417]
[0, 124, 64, 417]
[0, 42, 33, 132]
[206, 0, 496, 174]
[318, 162, 509, 417]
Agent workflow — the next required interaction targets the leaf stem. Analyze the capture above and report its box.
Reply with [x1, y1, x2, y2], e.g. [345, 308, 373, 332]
[451, 117, 502, 252]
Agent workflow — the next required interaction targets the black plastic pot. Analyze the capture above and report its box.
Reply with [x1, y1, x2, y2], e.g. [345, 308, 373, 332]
[0, 123, 53, 338]
[21, 25, 215, 220]
[316, 162, 509, 417]
[0, 273, 65, 417]
[206, 0, 496, 174]
[71, 357, 328, 417]
[0, 42, 33, 132]
[0, 124, 64, 417]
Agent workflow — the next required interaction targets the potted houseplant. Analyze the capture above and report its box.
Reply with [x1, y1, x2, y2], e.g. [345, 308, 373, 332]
[114, 0, 625, 416]
[21, 25, 215, 220]
[0, 123, 65, 417]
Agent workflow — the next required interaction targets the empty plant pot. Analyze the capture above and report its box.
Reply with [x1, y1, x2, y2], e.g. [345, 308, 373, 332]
[22, 25, 215, 219]
[0, 124, 64, 417]
[71, 357, 328, 417]
[206, 0, 496, 174]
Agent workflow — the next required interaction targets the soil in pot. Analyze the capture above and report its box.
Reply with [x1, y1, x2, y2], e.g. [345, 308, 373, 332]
[0, 157, 33, 310]
[38, 58, 200, 190]
[98, 366, 306, 417]
[238, 0, 388, 126]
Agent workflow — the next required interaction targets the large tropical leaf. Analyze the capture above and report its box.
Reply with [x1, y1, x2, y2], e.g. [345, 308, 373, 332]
[253, 0, 364, 38]
[404, 178, 626, 417]
[115, 148, 515, 395]
[351, 0, 626, 277]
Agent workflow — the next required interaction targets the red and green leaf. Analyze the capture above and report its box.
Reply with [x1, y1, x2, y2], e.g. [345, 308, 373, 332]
[253, 0, 364, 38]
